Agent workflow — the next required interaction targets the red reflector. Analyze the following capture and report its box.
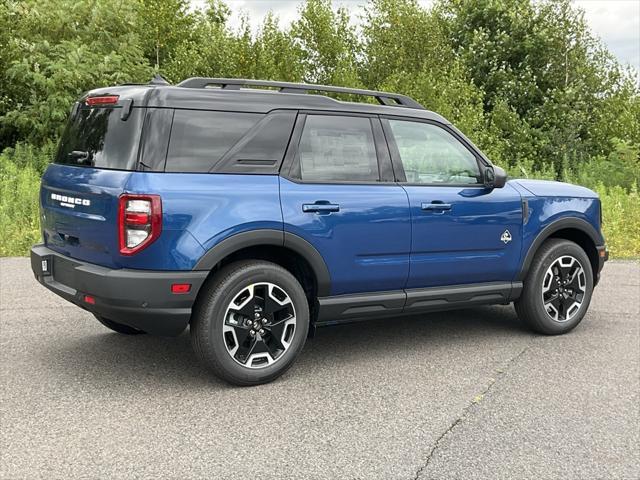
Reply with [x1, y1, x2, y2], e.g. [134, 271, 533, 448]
[86, 95, 119, 106]
[84, 295, 96, 304]
[171, 283, 191, 294]
[124, 212, 150, 225]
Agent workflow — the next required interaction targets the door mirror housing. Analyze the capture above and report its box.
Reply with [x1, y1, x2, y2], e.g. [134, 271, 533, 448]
[484, 165, 507, 189]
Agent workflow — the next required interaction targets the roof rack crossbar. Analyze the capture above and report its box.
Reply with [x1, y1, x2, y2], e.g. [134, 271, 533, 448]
[175, 77, 424, 110]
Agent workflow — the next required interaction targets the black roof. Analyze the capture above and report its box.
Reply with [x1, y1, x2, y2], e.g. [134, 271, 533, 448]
[83, 78, 450, 124]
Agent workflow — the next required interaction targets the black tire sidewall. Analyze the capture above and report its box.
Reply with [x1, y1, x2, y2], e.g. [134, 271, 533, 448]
[195, 261, 309, 385]
[522, 240, 594, 334]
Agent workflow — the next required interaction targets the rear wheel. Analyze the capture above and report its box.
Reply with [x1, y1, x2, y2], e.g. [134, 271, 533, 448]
[515, 239, 594, 335]
[191, 260, 309, 386]
[93, 315, 146, 335]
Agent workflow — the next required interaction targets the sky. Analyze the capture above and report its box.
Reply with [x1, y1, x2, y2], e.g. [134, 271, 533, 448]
[194, 0, 640, 76]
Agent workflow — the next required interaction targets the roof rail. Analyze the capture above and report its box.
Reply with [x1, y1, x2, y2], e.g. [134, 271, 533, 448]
[175, 77, 425, 110]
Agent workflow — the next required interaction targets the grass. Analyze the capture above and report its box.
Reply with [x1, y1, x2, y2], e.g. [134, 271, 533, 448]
[0, 153, 42, 257]
[596, 184, 640, 259]
[0, 145, 638, 258]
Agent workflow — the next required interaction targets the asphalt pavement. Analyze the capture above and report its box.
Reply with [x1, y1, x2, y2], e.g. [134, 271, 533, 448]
[1, 258, 638, 479]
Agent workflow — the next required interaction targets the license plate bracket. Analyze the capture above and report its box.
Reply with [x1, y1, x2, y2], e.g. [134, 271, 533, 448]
[41, 256, 53, 277]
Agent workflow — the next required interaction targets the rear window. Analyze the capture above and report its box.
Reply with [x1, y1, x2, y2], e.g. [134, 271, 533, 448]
[165, 110, 262, 172]
[55, 107, 144, 170]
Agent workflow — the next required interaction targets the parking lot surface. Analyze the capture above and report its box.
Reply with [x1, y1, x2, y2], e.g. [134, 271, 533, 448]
[1, 258, 638, 479]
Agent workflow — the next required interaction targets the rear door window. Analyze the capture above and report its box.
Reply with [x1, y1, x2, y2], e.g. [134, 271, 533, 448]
[55, 107, 144, 170]
[295, 115, 380, 182]
[165, 110, 262, 172]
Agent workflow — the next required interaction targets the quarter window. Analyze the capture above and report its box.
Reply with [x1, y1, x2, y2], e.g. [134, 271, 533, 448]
[388, 120, 481, 184]
[297, 115, 379, 182]
[166, 110, 262, 172]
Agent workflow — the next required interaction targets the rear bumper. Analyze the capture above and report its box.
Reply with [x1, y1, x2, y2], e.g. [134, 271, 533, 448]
[31, 245, 208, 336]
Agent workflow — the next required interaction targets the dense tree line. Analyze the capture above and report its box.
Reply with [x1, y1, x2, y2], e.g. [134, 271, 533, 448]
[1, 0, 638, 186]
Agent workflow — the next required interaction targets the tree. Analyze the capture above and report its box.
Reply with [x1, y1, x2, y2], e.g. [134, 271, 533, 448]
[137, 0, 194, 70]
[160, 1, 236, 82]
[290, 0, 361, 87]
[249, 13, 304, 82]
[361, 0, 486, 140]
[0, 0, 151, 148]
[437, 0, 640, 171]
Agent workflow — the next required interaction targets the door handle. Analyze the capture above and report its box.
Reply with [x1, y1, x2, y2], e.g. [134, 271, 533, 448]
[421, 202, 452, 211]
[302, 202, 340, 214]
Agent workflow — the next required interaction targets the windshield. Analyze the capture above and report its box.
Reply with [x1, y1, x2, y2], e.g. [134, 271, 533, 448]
[55, 107, 144, 170]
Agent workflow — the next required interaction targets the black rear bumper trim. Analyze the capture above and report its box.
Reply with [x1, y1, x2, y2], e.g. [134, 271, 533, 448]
[595, 245, 608, 286]
[31, 245, 208, 336]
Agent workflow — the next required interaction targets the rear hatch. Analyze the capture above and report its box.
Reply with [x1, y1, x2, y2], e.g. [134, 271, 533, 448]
[41, 91, 147, 268]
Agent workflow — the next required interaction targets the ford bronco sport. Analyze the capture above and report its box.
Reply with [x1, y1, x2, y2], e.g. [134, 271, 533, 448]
[31, 77, 608, 385]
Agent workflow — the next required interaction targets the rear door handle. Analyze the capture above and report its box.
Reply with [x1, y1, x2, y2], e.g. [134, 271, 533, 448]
[302, 202, 340, 214]
[421, 202, 452, 211]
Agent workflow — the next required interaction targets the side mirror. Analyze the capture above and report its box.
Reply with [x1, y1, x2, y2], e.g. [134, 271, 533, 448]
[484, 165, 507, 189]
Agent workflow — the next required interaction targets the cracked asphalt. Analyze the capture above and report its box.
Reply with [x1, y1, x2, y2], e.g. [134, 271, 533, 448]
[1, 258, 639, 480]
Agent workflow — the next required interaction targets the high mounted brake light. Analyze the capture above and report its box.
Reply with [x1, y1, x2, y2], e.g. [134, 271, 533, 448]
[118, 194, 162, 255]
[86, 95, 119, 106]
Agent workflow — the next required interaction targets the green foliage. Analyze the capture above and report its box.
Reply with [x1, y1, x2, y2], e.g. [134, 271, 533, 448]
[0, 151, 42, 256]
[597, 184, 640, 258]
[361, 0, 486, 139]
[137, 0, 195, 69]
[0, 0, 638, 257]
[0, 142, 56, 175]
[291, 0, 361, 86]
[439, 0, 640, 172]
[0, 0, 152, 149]
[564, 140, 640, 191]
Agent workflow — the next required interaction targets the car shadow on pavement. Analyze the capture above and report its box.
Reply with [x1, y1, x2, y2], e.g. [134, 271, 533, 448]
[41, 304, 532, 389]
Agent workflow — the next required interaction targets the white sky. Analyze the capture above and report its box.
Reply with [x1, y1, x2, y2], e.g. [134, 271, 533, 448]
[193, 0, 640, 75]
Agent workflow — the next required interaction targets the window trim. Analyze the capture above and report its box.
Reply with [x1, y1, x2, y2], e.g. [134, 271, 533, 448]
[210, 109, 298, 174]
[280, 111, 396, 186]
[380, 116, 489, 188]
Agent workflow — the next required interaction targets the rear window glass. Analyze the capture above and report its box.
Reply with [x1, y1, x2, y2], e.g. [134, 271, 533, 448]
[165, 110, 262, 172]
[55, 107, 144, 170]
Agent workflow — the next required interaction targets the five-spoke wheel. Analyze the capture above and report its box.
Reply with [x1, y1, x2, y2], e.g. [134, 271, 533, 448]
[223, 283, 297, 368]
[541, 255, 586, 323]
[516, 239, 593, 335]
[191, 260, 309, 386]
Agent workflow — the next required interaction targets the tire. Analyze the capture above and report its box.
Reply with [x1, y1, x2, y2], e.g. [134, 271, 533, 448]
[515, 238, 594, 335]
[94, 315, 146, 335]
[191, 260, 309, 386]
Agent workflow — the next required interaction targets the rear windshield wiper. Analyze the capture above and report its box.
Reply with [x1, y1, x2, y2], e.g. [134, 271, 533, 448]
[67, 150, 91, 165]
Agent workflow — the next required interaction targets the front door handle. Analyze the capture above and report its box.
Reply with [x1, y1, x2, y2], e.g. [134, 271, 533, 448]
[421, 201, 452, 211]
[302, 202, 340, 214]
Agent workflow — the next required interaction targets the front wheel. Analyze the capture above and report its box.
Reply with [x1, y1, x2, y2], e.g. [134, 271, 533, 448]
[191, 260, 309, 386]
[515, 239, 594, 335]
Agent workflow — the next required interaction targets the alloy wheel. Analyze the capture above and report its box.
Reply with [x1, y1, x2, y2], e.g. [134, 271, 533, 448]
[222, 282, 297, 368]
[541, 255, 587, 323]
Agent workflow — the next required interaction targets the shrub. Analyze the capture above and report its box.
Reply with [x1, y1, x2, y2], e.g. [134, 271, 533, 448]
[0, 151, 42, 256]
[597, 184, 640, 258]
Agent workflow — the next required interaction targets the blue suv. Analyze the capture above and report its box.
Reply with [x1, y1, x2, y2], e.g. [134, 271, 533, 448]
[31, 77, 608, 385]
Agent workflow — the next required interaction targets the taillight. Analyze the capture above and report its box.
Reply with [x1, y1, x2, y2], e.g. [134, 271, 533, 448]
[118, 194, 162, 255]
[86, 95, 119, 106]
